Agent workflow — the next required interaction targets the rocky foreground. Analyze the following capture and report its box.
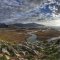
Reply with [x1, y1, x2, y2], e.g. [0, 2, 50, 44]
[0, 38, 59, 60]
[0, 28, 59, 60]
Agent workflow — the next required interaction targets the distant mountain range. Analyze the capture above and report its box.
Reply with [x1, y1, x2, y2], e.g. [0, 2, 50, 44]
[9, 23, 44, 28]
[0, 23, 8, 28]
[0, 23, 44, 28]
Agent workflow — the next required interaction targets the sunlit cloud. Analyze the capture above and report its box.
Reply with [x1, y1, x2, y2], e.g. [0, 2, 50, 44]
[0, 0, 60, 26]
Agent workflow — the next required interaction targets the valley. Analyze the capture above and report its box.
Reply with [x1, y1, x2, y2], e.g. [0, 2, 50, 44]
[0, 28, 59, 60]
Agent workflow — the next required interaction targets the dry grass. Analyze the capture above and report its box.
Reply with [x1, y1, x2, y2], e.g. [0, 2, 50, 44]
[0, 29, 27, 43]
[36, 30, 60, 40]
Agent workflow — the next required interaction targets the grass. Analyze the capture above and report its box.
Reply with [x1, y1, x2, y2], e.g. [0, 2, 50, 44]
[0, 28, 59, 60]
[36, 30, 60, 40]
[0, 29, 27, 44]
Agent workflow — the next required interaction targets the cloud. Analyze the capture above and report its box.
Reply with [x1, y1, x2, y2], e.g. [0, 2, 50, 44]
[0, 0, 60, 26]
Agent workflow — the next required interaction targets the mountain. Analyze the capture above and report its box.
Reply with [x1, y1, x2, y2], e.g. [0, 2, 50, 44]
[8, 23, 44, 28]
[0, 23, 8, 28]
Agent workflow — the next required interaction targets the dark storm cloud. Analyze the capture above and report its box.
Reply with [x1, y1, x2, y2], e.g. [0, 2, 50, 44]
[56, 5, 60, 14]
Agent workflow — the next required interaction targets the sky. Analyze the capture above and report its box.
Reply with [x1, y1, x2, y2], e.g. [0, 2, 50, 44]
[0, 0, 60, 26]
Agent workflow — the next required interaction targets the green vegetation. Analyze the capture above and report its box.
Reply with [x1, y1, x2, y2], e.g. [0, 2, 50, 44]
[37, 40, 60, 60]
[0, 55, 7, 60]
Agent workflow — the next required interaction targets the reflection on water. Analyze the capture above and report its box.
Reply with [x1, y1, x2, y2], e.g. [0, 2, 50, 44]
[27, 32, 38, 44]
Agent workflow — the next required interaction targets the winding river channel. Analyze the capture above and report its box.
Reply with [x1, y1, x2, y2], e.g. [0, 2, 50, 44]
[27, 31, 38, 44]
[27, 31, 60, 44]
